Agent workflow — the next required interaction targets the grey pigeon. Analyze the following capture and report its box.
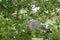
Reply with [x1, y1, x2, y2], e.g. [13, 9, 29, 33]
[27, 16, 52, 32]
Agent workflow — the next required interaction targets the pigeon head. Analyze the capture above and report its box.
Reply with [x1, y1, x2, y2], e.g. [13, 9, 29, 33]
[28, 16, 32, 20]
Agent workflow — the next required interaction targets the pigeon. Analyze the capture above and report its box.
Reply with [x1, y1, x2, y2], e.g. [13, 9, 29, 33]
[27, 16, 52, 33]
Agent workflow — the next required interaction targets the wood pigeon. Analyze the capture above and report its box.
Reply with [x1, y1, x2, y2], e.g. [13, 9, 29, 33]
[27, 16, 52, 33]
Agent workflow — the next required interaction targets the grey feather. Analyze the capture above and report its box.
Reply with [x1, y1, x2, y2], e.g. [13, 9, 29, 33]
[27, 16, 52, 32]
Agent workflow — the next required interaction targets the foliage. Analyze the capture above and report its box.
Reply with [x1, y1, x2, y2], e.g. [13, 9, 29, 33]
[0, 0, 60, 40]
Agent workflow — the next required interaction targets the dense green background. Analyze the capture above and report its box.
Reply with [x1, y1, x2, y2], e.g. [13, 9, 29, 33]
[0, 0, 60, 40]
